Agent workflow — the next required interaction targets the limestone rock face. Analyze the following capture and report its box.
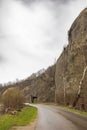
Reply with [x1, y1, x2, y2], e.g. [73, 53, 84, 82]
[55, 8, 87, 110]
[68, 8, 87, 45]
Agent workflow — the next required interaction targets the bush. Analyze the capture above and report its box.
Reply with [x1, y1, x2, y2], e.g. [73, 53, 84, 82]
[1, 88, 25, 110]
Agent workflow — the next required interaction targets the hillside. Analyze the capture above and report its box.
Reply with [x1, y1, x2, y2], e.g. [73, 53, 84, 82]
[55, 8, 87, 110]
[1, 64, 55, 103]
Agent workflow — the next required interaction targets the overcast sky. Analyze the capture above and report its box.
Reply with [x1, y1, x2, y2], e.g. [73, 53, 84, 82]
[0, 0, 87, 84]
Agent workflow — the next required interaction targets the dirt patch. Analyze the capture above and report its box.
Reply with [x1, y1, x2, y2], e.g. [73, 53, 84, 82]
[10, 121, 36, 130]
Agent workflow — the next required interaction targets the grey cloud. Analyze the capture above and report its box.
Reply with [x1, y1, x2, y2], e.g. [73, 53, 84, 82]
[16, 0, 76, 8]
[17, 0, 74, 4]
[0, 55, 6, 63]
[17, 48, 39, 60]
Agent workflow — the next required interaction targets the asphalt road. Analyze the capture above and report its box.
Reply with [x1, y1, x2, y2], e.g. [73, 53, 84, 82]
[33, 104, 87, 130]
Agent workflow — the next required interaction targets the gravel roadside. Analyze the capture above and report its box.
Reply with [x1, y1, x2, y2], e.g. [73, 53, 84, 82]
[10, 120, 36, 130]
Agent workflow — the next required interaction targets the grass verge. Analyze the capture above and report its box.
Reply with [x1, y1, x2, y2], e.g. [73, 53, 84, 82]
[0, 106, 37, 130]
[58, 106, 87, 117]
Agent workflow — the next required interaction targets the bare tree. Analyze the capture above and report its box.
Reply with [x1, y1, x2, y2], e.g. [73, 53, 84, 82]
[1, 88, 25, 110]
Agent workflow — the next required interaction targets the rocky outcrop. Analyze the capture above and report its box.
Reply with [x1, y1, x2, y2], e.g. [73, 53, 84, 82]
[55, 8, 87, 110]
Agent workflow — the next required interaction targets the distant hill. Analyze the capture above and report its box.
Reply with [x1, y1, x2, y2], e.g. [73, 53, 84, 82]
[1, 64, 55, 103]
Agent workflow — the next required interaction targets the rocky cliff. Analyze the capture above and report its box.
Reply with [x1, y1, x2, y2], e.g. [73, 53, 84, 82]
[55, 8, 87, 110]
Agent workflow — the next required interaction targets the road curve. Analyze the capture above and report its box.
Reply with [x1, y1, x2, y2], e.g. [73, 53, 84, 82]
[33, 104, 87, 130]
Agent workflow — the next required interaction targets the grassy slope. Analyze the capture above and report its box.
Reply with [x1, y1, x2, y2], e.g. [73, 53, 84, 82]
[0, 106, 37, 130]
